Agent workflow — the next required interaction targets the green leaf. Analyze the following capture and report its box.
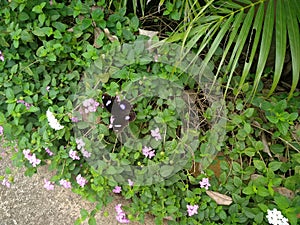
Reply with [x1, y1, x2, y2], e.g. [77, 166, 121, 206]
[32, 27, 45, 37]
[81, 18, 92, 30]
[243, 108, 254, 118]
[215, 10, 244, 78]
[253, 160, 266, 171]
[288, 112, 298, 121]
[286, 0, 300, 99]
[254, 212, 264, 223]
[277, 121, 289, 135]
[274, 195, 290, 209]
[268, 0, 286, 96]
[252, 0, 275, 98]
[74, 218, 82, 225]
[130, 16, 139, 31]
[232, 161, 242, 172]
[225, 7, 254, 96]
[20, 30, 33, 42]
[0, 112, 5, 124]
[233, 176, 243, 187]
[41, 27, 53, 36]
[268, 161, 282, 171]
[203, 14, 234, 67]
[18, 12, 29, 21]
[106, 166, 118, 175]
[274, 100, 287, 112]
[257, 186, 269, 197]
[38, 14, 46, 25]
[52, 22, 68, 32]
[11, 64, 19, 74]
[32, 2, 46, 14]
[160, 165, 174, 177]
[5, 88, 14, 100]
[88, 217, 96, 225]
[266, 115, 279, 124]
[80, 208, 89, 220]
[166, 205, 178, 214]
[242, 186, 254, 195]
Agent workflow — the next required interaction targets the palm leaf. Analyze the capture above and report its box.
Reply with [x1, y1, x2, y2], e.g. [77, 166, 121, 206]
[251, 0, 274, 98]
[285, 0, 300, 99]
[224, 6, 254, 97]
[238, 3, 264, 95]
[164, 0, 300, 99]
[268, 0, 286, 96]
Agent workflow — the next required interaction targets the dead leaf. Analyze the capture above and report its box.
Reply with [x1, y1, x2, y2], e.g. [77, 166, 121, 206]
[274, 187, 295, 199]
[250, 174, 263, 180]
[189, 161, 202, 178]
[93, 27, 102, 48]
[163, 216, 174, 221]
[139, 29, 158, 39]
[206, 190, 232, 205]
[103, 28, 118, 42]
[262, 132, 272, 158]
[292, 122, 300, 142]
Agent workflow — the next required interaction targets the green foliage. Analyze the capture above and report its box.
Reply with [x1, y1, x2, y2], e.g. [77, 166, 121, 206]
[0, 1, 299, 225]
[165, 0, 300, 99]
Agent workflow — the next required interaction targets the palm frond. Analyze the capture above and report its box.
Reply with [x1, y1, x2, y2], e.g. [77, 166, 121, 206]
[285, 0, 300, 99]
[268, 0, 286, 96]
[165, 0, 300, 99]
[251, 0, 274, 98]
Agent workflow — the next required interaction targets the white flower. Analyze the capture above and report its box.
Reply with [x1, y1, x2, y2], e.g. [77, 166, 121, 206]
[266, 208, 289, 225]
[46, 109, 64, 130]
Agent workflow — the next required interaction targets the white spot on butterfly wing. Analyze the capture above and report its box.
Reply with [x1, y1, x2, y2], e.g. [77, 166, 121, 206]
[106, 100, 112, 106]
[120, 104, 126, 110]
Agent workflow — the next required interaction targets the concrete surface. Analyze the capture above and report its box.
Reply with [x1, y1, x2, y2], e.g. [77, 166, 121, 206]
[0, 152, 166, 225]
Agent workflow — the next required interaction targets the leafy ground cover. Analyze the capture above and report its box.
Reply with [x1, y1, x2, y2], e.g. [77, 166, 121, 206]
[0, 1, 299, 225]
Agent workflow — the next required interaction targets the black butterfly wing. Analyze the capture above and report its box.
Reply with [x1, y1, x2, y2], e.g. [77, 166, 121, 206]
[102, 94, 136, 132]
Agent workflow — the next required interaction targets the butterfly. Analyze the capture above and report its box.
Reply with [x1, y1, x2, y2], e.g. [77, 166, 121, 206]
[102, 93, 136, 132]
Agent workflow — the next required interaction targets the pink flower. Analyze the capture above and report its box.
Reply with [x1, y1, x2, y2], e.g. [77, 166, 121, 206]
[113, 186, 122, 193]
[71, 117, 79, 122]
[82, 98, 99, 113]
[76, 138, 85, 150]
[115, 204, 129, 224]
[23, 149, 41, 167]
[23, 149, 30, 158]
[0, 125, 3, 135]
[45, 147, 54, 156]
[0, 50, 4, 62]
[76, 174, 87, 187]
[81, 149, 91, 158]
[128, 179, 134, 187]
[69, 149, 80, 160]
[59, 179, 72, 189]
[187, 204, 199, 217]
[28, 154, 41, 167]
[44, 179, 54, 190]
[46, 86, 50, 91]
[151, 127, 162, 141]
[199, 177, 211, 190]
[142, 146, 156, 159]
[17, 99, 32, 110]
[2, 178, 11, 188]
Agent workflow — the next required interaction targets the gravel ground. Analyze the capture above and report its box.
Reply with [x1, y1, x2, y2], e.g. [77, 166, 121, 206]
[0, 153, 166, 225]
